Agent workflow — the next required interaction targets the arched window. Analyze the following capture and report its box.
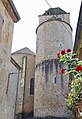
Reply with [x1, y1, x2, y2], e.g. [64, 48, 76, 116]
[30, 78, 34, 95]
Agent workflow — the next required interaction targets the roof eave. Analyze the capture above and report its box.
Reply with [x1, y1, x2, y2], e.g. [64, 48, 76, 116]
[11, 57, 22, 70]
[1, 0, 20, 23]
[8, 0, 20, 22]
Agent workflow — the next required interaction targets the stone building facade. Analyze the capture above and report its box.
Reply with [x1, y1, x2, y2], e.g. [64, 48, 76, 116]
[11, 47, 35, 119]
[6, 57, 21, 119]
[74, 1, 82, 60]
[0, 0, 20, 119]
[34, 8, 74, 118]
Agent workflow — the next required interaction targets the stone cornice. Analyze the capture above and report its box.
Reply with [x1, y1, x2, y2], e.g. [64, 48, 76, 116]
[36, 19, 72, 34]
[1, 0, 20, 23]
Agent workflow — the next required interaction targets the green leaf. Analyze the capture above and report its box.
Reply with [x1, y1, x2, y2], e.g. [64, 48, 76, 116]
[72, 91, 76, 95]
[73, 86, 78, 91]
[78, 61, 82, 65]
[66, 98, 73, 108]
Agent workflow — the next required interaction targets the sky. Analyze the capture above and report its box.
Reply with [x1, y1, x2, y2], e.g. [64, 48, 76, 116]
[12, 0, 82, 53]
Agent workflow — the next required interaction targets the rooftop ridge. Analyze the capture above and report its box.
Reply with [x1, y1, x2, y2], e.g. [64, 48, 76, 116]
[42, 7, 68, 16]
[12, 47, 35, 55]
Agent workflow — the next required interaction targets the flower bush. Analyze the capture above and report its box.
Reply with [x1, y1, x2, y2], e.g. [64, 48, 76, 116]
[57, 48, 82, 109]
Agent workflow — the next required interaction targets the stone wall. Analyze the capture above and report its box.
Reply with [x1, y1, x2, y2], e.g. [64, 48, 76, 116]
[5, 60, 21, 119]
[39, 13, 70, 24]
[36, 20, 72, 63]
[0, 0, 14, 119]
[34, 13, 74, 118]
[12, 53, 35, 119]
[76, 30, 82, 60]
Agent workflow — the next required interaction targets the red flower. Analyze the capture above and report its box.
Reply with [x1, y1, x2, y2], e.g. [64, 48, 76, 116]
[60, 68, 65, 74]
[61, 49, 65, 55]
[67, 48, 71, 52]
[75, 65, 82, 72]
[57, 52, 60, 58]
[81, 66, 82, 70]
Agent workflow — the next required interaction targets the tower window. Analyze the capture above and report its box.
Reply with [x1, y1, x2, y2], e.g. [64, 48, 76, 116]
[46, 11, 50, 15]
[30, 78, 34, 95]
[53, 76, 57, 84]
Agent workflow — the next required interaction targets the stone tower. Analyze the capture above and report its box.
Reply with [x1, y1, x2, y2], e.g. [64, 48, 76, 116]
[34, 8, 73, 117]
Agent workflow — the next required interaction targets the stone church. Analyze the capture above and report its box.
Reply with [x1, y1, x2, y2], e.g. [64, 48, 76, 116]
[0, 0, 75, 119]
